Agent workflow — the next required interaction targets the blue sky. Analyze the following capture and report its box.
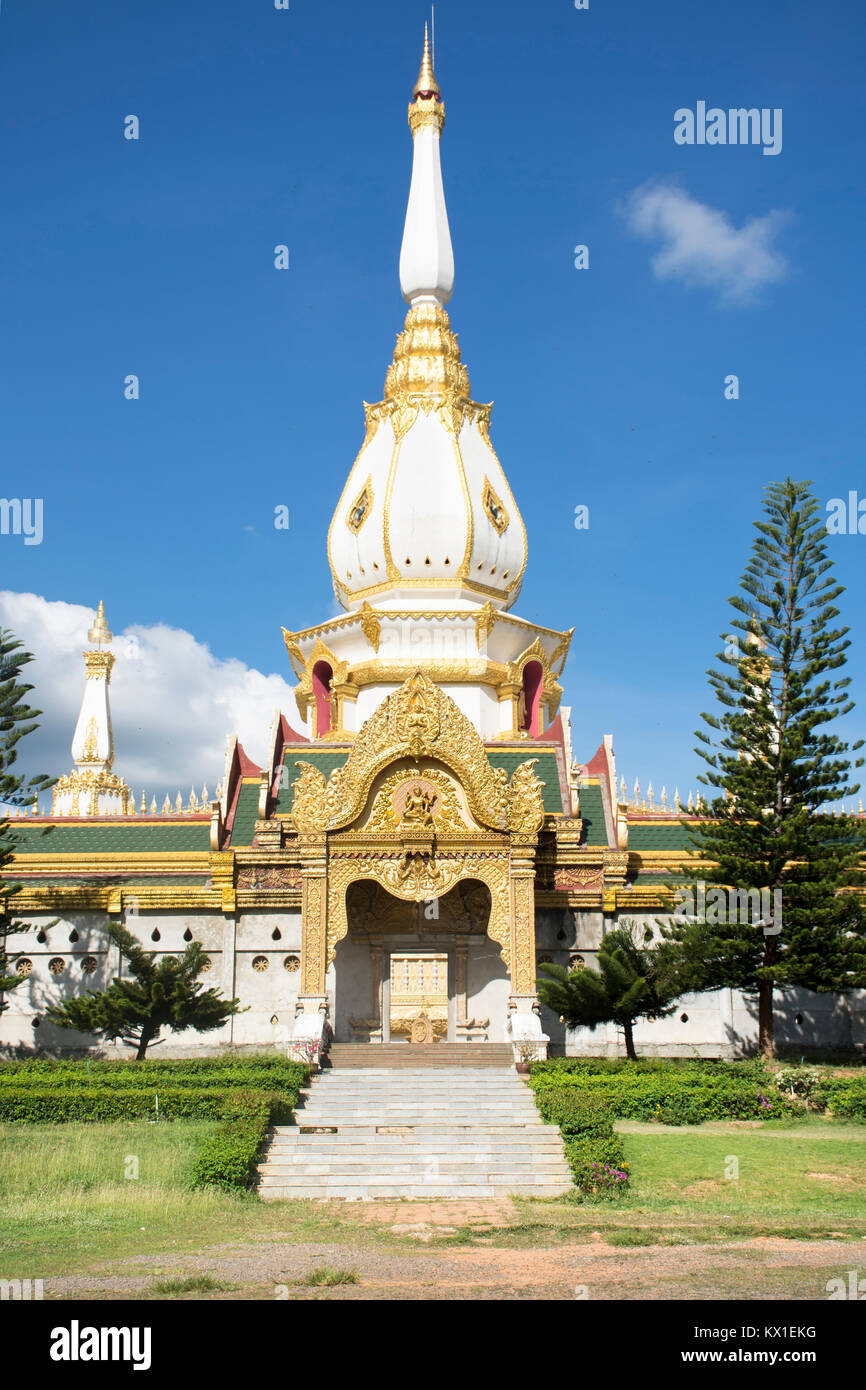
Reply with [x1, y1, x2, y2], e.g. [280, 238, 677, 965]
[1, 0, 865, 801]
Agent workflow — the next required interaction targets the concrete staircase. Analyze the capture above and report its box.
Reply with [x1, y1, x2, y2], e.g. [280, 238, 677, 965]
[257, 1064, 572, 1199]
[324, 1043, 515, 1069]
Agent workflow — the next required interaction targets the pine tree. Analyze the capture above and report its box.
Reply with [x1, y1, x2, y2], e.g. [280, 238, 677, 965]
[0, 628, 54, 1013]
[46, 922, 245, 1059]
[537, 923, 678, 1060]
[658, 479, 866, 1056]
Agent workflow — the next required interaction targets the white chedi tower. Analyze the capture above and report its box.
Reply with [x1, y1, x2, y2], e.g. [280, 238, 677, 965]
[327, 28, 527, 616]
[284, 33, 573, 743]
[51, 601, 132, 817]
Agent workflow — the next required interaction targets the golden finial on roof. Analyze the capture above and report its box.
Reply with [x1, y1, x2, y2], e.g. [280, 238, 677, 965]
[88, 600, 113, 648]
[412, 23, 440, 98]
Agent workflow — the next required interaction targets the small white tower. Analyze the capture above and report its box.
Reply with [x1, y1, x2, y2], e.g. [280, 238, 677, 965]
[51, 601, 132, 817]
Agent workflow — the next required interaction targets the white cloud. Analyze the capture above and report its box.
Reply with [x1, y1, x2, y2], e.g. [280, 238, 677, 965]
[0, 592, 306, 803]
[621, 182, 790, 304]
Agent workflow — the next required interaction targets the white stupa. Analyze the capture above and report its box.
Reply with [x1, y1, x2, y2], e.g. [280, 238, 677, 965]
[285, 30, 573, 742]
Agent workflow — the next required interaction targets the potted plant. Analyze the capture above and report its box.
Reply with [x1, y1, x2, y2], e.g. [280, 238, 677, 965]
[514, 1042, 535, 1075]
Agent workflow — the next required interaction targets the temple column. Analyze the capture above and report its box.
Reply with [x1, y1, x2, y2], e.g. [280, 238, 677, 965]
[291, 834, 329, 1061]
[370, 936, 384, 1043]
[507, 836, 548, 1060]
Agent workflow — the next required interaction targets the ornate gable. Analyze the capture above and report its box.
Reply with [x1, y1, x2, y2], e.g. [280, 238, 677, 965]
[291, 670, 544, 835]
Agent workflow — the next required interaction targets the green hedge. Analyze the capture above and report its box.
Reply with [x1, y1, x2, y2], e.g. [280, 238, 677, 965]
[0, 1083, 297, 1125]
[190, 1091, 279, 1192]
[529, 1062, 793, 1124]
[0, 1065, 306, 1093]
[532, 1057, 768, 1079]
[0, 1053, 302, 1079]
[532, 1088, 629, 1195]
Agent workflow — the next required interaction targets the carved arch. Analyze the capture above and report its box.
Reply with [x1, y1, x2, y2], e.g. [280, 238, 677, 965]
[326, 854, 513, 973]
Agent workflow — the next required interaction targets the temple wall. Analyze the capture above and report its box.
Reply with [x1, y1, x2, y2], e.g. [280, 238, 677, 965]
[2, 905, 863, 1057]
[0, 908, 303, 1056]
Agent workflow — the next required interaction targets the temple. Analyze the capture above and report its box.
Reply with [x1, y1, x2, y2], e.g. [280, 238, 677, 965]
[2, 34, 861, 1058]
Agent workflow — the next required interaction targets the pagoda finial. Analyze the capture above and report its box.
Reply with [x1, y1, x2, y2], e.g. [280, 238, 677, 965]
[400, 24, 452, 307]
[413, 22, 440, 98]
[88, 600, 113, 648]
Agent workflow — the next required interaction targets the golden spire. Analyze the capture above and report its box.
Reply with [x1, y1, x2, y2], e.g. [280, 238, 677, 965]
[412, 23, 440, 98]
[87, 599, 113, 648]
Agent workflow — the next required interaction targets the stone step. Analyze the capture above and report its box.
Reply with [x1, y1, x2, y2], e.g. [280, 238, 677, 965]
[257, 1061, 569, 1200]
[258, 1184, 569, 1195]
[265, 1158, 567, 1169]
[267, 1140, 564, 1153]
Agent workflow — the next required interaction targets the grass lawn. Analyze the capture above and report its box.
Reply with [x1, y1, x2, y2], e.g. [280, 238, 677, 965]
[2, 1117, 865, 1297]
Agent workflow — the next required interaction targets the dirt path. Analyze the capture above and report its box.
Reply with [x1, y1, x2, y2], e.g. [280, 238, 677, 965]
[42, 1228, 866, 1301]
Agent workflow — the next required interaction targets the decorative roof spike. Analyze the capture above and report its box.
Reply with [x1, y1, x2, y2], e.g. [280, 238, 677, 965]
[216, 780, 223, 800]
[619, 776, 626, 802]
[151, 796, 157, 814]
[661, 785, 668, 810]
[412, 22, 440, 98]
[860, 798, 864, 815]
[647, 780, 654, 809]
[175, 792, 183, 813]
[87, 599, 113, 648]
[140, 790, 147, 813]
[162, 795, 171, 814]
[633, 778, 640, 804]
[687, 791, 694, 812]
[188, 787, 198, 812]
[674, 786, 681, 810]
[201, 786, 209, 807]
[400, 25, 452, 307]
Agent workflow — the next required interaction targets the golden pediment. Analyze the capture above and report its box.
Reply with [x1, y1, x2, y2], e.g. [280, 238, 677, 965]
[290, 670, 545, 836]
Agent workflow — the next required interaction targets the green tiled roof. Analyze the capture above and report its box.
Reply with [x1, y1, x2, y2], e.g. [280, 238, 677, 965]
[628, 822, 694, 851]
[274, 750, 350, 815]
[9, 823, 211, 854]
[9, 874, 209, 887]
[272, 746, 565, 817]
[577, 783, 609, 846]
[487, 750, 564, 814]
[227, 782, 261, 847]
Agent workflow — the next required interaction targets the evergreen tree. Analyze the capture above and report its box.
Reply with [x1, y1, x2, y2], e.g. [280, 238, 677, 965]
[537, 923, 678, 1060]
[658, 479, 866, 1056]
[0, 628, 54, 1013]
[46, 922, 244, 1059]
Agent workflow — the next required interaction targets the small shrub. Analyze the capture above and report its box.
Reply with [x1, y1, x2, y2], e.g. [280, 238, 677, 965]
[151, 1274, 229, 1295]
[817, 1077, 866, 1122]
[297, 1266, 359, 1287]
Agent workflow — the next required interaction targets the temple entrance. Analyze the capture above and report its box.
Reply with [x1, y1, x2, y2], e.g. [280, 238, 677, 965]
[332, 878, 510, 1043]
[388, 951, 448, 1043]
